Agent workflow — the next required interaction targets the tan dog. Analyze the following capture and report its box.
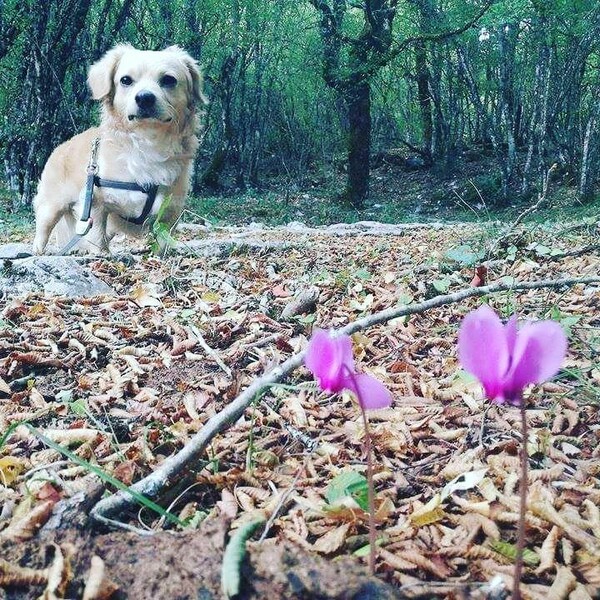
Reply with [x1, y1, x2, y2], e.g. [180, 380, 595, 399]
[32, 44, 205, 255]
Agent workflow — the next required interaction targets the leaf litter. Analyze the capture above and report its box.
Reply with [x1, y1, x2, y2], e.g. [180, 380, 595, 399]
[0, 220, 599, 599]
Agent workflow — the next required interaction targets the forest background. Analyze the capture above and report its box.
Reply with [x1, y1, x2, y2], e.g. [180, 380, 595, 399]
[0, 0, 599, 224]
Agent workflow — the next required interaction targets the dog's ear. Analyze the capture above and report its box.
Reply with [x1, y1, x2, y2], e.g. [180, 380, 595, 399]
[88, 44, 131, 100]
[165, 45, 208, 107]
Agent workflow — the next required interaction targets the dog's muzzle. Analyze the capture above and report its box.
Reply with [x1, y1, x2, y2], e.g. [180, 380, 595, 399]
[129, 90, 169, 121]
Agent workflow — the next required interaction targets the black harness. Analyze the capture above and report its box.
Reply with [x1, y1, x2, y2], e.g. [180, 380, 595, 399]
[60, 138, 159, 254]
[91, 177, 158, 225]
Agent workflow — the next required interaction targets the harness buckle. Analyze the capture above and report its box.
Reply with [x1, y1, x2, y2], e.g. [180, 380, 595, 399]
[75, 217, 93, 237]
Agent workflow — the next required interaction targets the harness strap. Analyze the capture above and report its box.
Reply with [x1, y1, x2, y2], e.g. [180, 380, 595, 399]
[94, 176, 159, 225]
[58, 137, 159, 254]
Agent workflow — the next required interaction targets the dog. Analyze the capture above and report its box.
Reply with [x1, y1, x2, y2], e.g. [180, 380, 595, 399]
[32, 44, 206, 255]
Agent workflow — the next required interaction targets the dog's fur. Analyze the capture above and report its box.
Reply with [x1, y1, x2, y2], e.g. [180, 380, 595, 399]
[33, 44, 205, 254]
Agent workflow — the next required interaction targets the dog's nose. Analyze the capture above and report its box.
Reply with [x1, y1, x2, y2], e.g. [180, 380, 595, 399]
[135, 91, 156, 109]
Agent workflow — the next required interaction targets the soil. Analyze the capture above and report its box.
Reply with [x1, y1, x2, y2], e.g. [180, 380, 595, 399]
[0, 516, 402, 599]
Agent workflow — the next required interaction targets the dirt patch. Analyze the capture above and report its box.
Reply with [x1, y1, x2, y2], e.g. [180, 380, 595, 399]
[0, 517, 402, 599]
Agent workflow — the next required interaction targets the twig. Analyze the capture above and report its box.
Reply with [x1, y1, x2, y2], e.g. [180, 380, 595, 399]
[548, 244, 600, 261]
[339, 275, 599, 336]
[360, 406, 377, 575]
[190, 324, 232, 377]
[91, 352, 306, 522]
[258, 467, 304, 543]
[90, 274, 599, 524]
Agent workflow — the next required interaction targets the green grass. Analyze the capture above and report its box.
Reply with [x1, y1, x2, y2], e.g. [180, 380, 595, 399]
[0, 206, 31, 243]
[1, 181, 599, 236]
[186, 184, 600, 228]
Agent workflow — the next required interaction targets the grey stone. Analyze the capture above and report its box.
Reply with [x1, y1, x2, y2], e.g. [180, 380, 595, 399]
[0, 254, 114, 297]
[0, 243, 34, 259]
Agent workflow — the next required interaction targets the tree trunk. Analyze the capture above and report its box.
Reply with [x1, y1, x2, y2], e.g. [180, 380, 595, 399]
[579, 106, 598, 201]
[344, 81, 371, 208]
[415, 41, 433, 164]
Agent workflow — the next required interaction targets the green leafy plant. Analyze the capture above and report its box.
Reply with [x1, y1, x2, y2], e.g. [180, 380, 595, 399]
[150, 195, 177, 255]
[221, 518, 266, 598]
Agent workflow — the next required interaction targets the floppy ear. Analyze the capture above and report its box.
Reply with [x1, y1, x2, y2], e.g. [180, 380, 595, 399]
[88, 44, 131, 100]
[165, 45, 208, 107]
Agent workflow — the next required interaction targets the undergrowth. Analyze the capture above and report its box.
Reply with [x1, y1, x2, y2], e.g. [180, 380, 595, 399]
[187, 187, 599, 228]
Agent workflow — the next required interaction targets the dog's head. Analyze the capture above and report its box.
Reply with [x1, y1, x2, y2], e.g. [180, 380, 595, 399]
[88, 44, 206, 131]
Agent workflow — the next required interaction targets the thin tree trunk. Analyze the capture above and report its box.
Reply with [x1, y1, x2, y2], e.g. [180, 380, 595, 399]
[579, 104, 598, 201]
[344, 81, 371, 208]
[415, 41, 433, 164]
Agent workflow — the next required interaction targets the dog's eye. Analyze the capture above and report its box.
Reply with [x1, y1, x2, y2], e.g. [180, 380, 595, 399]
[160, 75, 177, 88]
[120, 75, 133, 86]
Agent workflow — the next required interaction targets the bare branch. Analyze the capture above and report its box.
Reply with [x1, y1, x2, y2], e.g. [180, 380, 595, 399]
[392, 0, 494, 56]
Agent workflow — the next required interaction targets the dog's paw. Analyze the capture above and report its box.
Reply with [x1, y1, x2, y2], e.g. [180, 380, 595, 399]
[31, 239, 46, 255]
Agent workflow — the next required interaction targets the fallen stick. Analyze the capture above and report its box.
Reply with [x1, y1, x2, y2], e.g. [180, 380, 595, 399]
[91, 274, 600, 524]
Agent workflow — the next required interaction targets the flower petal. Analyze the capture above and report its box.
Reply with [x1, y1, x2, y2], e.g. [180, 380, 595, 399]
[458, 305, 510, 400]
[342, 372, 392, 410]
[506, 321, 567, 393]
[305, 329, 354, 393]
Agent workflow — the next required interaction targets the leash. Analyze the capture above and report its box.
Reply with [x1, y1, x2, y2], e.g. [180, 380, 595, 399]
[58, 137, 159, 255]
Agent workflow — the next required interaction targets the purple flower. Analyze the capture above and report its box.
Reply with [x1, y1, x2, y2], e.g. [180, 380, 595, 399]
[458, 305, 567, 405]
[305, 329, 392, 410]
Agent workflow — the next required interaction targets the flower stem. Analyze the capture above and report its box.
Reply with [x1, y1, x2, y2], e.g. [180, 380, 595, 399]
[359, 405, 376, 575]
[513, 402, 529, 600]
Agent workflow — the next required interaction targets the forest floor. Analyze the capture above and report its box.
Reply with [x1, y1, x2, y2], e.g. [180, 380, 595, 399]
[0, 165, 599, 599]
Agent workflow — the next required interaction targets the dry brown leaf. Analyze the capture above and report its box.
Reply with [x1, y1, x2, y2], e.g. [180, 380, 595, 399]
[531, 501, 600, 557]
[40, 544, 73, 600]
[0, 499, 55, 542]
[216, 489, 239, 520]
[392, 549, 452, 579]
[82, 555, 119, 600]
[43, 428, 101, 446]
[0, 375, 11, 395]
[378, 547, 417, 571]
[562, 538, 574, 566]
[312, 522, 351, 554]
[536, 525, 561, 575]
[568, 583, 594, 600]
[0, 558, 48, 587]
[547, 566, 577, 600]
[29, 386, 49, 409]
[284, 394, 308, 427]
[130, 283, 162, 307]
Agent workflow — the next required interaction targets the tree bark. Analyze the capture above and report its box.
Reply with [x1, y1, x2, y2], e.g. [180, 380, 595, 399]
[344, 82, 371, 207]
[414, 41, 433, 164]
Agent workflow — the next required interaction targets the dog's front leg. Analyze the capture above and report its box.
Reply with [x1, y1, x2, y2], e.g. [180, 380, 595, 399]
[32, 196, 67, 255]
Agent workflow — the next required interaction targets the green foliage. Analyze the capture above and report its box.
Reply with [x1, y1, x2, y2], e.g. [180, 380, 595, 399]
[444, 244, 485, 266]
[488, 539, 540, 566]
[1, 0, 599, 212]
[221, 517, 266, 598]
[150, 196, 178, 255]
[325, 470, 369, 511]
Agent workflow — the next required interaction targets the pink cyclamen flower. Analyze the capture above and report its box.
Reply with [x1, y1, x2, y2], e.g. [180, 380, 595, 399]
[305, 329, 392, 410]
[458, 305, 567, 405]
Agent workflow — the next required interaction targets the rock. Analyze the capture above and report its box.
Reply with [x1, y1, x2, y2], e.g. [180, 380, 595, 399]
[0, 254, 114, 297]
[0, 242, 34, 259]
